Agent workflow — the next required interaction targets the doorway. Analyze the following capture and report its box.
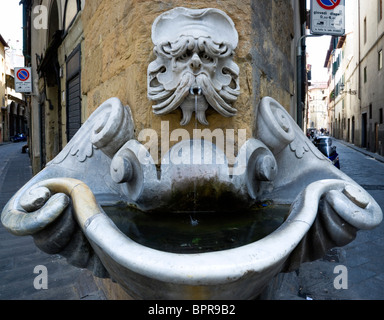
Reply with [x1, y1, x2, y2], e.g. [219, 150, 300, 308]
[351, 116, 355, 144]
[375, 123, 379, 153]
[347, 118, 350, 142]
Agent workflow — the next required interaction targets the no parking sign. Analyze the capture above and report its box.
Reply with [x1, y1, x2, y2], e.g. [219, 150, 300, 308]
[311, 0, 345, 36]
[15, 67, 32, 93]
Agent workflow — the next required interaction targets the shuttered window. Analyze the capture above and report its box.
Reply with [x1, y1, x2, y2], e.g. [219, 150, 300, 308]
[66, 45, 81, 141]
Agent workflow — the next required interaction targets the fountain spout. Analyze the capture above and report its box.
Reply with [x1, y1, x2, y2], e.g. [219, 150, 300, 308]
[190, 86, 203, 96]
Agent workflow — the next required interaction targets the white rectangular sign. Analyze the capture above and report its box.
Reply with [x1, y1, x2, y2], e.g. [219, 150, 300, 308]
[14, 67, 32, 93]
[311, 0, 345, 36]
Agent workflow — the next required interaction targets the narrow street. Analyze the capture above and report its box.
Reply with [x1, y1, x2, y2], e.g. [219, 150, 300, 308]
[334, 140, 384, 189]
[297, 139, 384, 300]
[0, 142, 106, 300]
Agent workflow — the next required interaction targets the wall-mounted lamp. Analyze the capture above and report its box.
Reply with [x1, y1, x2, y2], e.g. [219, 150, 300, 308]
[342, 89, 358, 95]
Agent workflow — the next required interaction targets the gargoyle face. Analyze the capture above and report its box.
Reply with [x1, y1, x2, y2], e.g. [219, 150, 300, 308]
[147, 8, 240, 126]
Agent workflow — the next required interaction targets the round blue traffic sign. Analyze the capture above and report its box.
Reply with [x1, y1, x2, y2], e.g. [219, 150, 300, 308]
[316, 0, 341, 10]
[16, 69, 30, 82]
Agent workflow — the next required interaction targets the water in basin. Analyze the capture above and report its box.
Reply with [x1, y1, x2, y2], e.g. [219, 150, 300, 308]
[103, 203, 290, 254]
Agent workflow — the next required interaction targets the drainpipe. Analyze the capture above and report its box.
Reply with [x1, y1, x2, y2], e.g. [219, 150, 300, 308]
[296, 33, 322, 130]
[297, 31, 304, 129]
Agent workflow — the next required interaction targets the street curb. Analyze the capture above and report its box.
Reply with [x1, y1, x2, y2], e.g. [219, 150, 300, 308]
[0, 142, 12, 148]
[334, 138, 384, 164]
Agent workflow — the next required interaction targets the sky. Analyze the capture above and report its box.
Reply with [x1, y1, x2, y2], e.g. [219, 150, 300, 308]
[306, 0, 332, 83]
[306, 35, 332, 83]
[0, 0, 23, 50]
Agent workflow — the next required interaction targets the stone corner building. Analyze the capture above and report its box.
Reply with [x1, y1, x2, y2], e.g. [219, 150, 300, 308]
[21, 0, 307, 174]
[20, 0, 307, 298]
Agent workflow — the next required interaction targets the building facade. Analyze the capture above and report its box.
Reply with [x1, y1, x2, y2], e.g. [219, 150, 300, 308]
[0, 34, 7, 143]
[307, 82, 329, 131]
[0, 34, 27, 144]
[20, 0, 85, 172]
[325, 0, 384, 155]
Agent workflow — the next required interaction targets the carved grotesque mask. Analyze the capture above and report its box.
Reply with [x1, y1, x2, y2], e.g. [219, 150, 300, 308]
[148, 7, 240, 125]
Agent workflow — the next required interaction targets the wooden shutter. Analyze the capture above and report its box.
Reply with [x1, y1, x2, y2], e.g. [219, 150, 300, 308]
[66, 45, 81, 141]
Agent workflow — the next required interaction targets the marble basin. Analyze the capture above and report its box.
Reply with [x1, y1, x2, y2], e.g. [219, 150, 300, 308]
[1, 97, 382, 300]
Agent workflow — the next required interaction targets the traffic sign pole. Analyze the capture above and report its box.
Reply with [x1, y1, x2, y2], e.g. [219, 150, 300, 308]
[296, 34, 323, 130]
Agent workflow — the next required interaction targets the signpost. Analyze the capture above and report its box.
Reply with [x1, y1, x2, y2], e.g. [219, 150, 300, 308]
[297, 0, 345, 129]
[15, 67, 32, 93]
[311, 0, 345, 36]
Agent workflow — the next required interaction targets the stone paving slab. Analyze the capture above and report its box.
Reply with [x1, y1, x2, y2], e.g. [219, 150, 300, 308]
[0, 143, 106, 300]
[292, 140, 384, 300]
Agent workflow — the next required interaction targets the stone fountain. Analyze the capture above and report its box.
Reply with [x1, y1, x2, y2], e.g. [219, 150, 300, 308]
[1, 7, 382, 300]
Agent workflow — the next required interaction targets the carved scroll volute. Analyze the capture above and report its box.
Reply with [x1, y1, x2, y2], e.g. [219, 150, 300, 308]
[48, 97, 135, 165]
[236, 138, 278, 200]
[91, 98, 135, 159]
[110, 147, 144, 201]
[109, 139, 160, 205]
[256, 97, 295, 155]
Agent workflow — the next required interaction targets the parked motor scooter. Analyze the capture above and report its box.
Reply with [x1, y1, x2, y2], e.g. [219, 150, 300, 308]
[10, 133, 27, 143]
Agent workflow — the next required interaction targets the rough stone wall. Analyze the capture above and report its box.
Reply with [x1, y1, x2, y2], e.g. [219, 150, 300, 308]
[82, 0, 295, 153]
[251, 0, 295, 134]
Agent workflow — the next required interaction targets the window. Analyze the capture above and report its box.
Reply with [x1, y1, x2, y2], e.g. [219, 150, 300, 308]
[64, 0, 80, 31]
[379, 0, 383, 22]
[380, 108, 383, 124]
[364, 17, 367, 43]
[66, 45, 82, 141]
[379, 50, 383, 70]
[364, 66, 367, 83]
[369, 104, 373, 119]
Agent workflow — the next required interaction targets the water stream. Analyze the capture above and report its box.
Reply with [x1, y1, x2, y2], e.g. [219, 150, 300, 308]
[191, 88, 200, 226]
